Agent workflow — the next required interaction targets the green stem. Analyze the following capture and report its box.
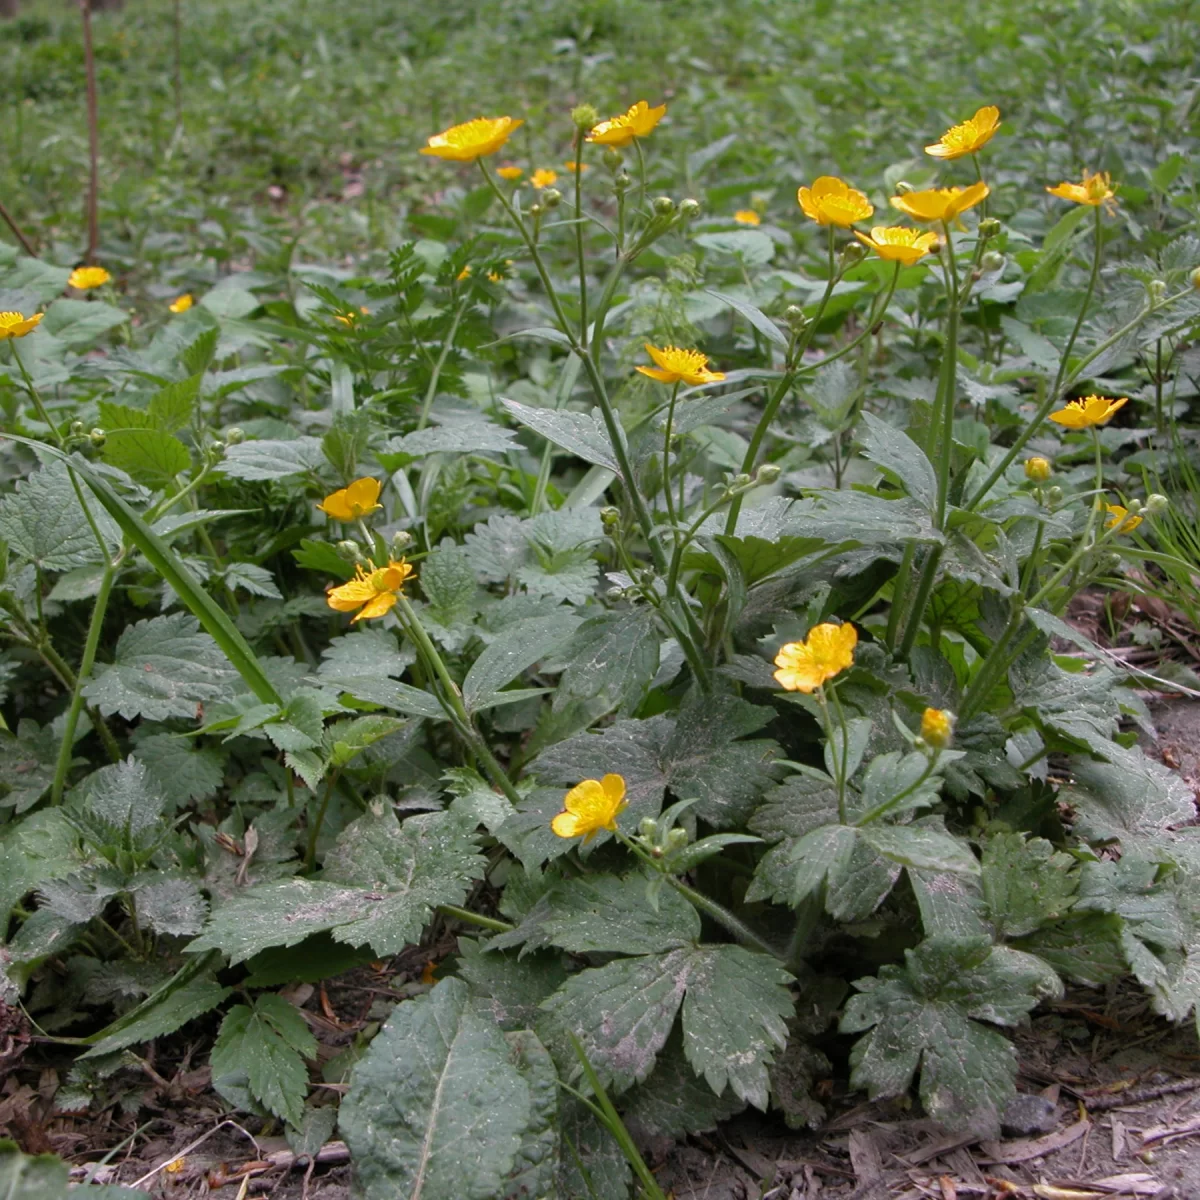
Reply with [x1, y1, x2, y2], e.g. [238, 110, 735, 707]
[633, 138, 647, 218]
[436, 904, 515, 934]
[884, 543, 916, 651]
[662, 381, 680, 527]
[417, 300, 467, 430]
[10, 343, 63, 446]
[573, 131, 588, 348]
[816, 687, 845, 823]
[896, 545, 942, 661]
[305, 769, 340, 871]
[933, 220, 961, 527]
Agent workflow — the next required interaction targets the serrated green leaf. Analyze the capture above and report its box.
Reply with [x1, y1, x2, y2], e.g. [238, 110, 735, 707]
[858, 820, 980, 875]
[148, 374, 202, 432]
[705, 289, 788, 348]
[501, 398, 622, 474]
[220, 437, 326, 481]
[131, 875, 208, 937]
[102, 427, 191, 488]
[462, 613, 582, 712]
[0, 809, 80, 927]
[0, 1139, 144, 1198]
[83, 613, 240, 721]
[858, 412, 937, 512]
[556, 1097, 630, 1200]
[456, 936, 568, 1031]
[540, 873, 699, 955]
[325, 714, 408, 768]
[980, 833, 1078, 939]
[420, 541, 480, 634]
[341, 977, 533, 1200]
[41, 297, 127, 346]
[553, 609, 659, 717]
[500, 1030, 559, 1200]
[1016, 913, 1130, 987]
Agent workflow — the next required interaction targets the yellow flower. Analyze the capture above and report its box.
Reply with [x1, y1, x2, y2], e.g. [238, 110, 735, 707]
[420, 116, 524, 162]
[925, 105, 1001, 160]
[496, 165, 524, 181]
[326, 559, 414, 623]
[1048, 395, 1127, 429]
[734, 209, 761, 226]
[1025, 456, 1052, 482]
[68, 265, 111, 290]
[457, 265, 472, 281]
[586, 100, 666, 148]
[1105, 504, 1142, 534]
[333, 311, 359, 327]
[551, 774, 628, 842]
[0, 311, 43, 339]
[562, 160, 591, 173]
[889, 182, 989, 224]
[797, 176, 874, 227]
[920, 707, 955, 749]
[169, 293, 194, 314]
[1047, 170, 1116, 209]
[531, 168, 558, 189]
[636, 343, 726, 386]
[853, 226, 939, 265]
[317, 476, 384, 521]
[773, 623, 857, 693]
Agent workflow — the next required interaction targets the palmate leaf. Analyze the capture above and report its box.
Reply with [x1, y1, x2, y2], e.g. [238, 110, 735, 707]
[340, 977, 537, 1200]
[553, 609, 660, 717]
[538, 943, 791, 1108]
[841, 937, 1062, 1132]
[188, 807, 484, 961]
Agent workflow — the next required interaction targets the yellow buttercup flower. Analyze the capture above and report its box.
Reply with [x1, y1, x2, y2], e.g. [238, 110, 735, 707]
[68, 265, 111, 290]
[562, 160, 591, 173]
[734, 209, 761, 226]
[636, 344, 726, 386]
[496, 165, 524, 181]
[1048, 395, 1127, 429]
[586, 100, 666, 148]
[925, 105, 1001, 160]
[797, 177, 874, 228]
[773, 623, 857, 693]
[1105, 504, 1142, 534]
[1025, 456, 1052, 482]
[457, 265, 472, 282]
[1047, 170, 1116, 209]
[531, 168, 558, 189]
[853, 226, 939, 265]
[317, 476, 384, 521]
[169, 293, 194, 314]
[326, 559, 414, 623]
[0, 311, 43, 339]
[420, 116, 524, 162]
[920, 707, 955, 749]
[551, 774, 628, 842]
[890, 182, 989, 224]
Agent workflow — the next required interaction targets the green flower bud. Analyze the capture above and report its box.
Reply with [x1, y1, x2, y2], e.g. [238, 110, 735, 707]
[756, 463, 782, 485]
[638, 817, 659, 840]
[208, 440, 225, 459]
[605, 586, 625, 601]
[541, 188, 562, 209]
[679, 198, 701, 220]
[88, 428, 106, 448]
[599, 506, 621, 530]
[665, 827, 689, 851]
[732, 472, 753, 490]
[978, 217, 1002, 240]
[69, 420, 86, 436]
[1125, 498, 1144, 515]
[653, 196, 676, 216]
[390, 530, 414, 557]
[529, 203, 543, 219]
[614, 171, 632, 192]
[1148, 279, 1168, 304]
[1192, 266, 1200, 291]
[225, 426, 246, 445]
[1145, 493, 1169, 515]
[980, 250, 1004, 272]
[893, 180, 915, 195]
[603, 147, 623, 170]
[335, 539, 362, 562]
[1046, 485, 1064, 507]
[570, 104, 600, 131]
[839, 241, 868, 268]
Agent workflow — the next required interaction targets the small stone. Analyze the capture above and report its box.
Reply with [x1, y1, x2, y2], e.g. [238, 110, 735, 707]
[1001, 1093, 1058, 1137]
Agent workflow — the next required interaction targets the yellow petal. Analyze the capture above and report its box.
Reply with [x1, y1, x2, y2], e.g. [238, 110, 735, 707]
[351, 590, 398, 622]
[551, 811, 584, 838]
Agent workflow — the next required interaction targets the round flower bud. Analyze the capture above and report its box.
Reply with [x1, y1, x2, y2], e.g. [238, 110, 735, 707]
[335, 539, 362, 562]
[893, 180, 915, 195]
[1191, 266, 1200, 291]
[69, 420, 86, 436]
[599, 505, 621, 529]
[756, 463, 782, 485]
[605, 586, 624, 601]
[225, 426, 246, 445]
[679, 198, 701, 220]
[665, 827, 689, 851]
[1145, 493, 1169, 515]
[653, 196, 676, 216]
[541, 188, 562, 209]
[603, 147, 623, 170]
[390, 530, 414, 557]
[1102, 551, 1122, 572]
[89, 428, 106, 448]
[839, 242, 868, 268]
[980, 250, 1004, 272]
[614, 171, 632, 192]
[732, 473, 753, 490]
[920, 707, 955, 750]
[637, 568, 657, 586]
[978, 217, 1002, 240]
[1125, 497, 1144, 515]
[1024, 456, 1052, 482]
[785, 305, 809, 331]
[208, 440, 225, 459]
[529, 203, 543, 218]
[1148, 279, 1168, 304]
[1046, 485, 1064, 507]
[638, 817, 659, 840]
[570, 103, 600, 131]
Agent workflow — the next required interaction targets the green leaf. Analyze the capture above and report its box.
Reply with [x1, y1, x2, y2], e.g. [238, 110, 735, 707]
[500, 1030, 559, 1200]
[553, 609, 659, 717]
[148, 375, 202, 432]
[388, 420, 519, 457]
[41, 297, 127, 346]
[211, 994, 317, 1128]
[462, 613, 582, 712]
[782, 491, 938, 547]
[0, 1139, 144, 1198]
[456, 936, 568, 1032]
[420, 541, 481, 633]
[325, 714, 409, 769]
[189, 808, 484, 961]
[132, 875, 208, 936]
[693, 230, 775, 265]
[980, 833, 1078, 939]
[622, 1033, 747, 1139]
[500, 398, 621, 475]
[858, 820, 981, 875]
[220, 437, 326, 481]
[340, 977, 535, 1200]
[0, 722, 60, 814]
[841, 938, 1062, 1131]
[0, 460, 119, 571]
[1016, 913, 1128, 987]
[83, 613, 240, 721]
[0, 809, 80, 929]
[131, 733, 224, 804]
[858, 412, 937, 512]
[539, 873, 699, 955]
[556, 1098, 630, 1200]
[705, 289, 788, 348]
[102, 427, 191, 488]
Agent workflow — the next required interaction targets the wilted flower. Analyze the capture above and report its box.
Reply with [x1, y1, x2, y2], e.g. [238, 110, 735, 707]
[734, 209, 761, 226]
[920, 707, 955, 748]
[496, 165, 524, 181]
[1048, 395, 1127, 429]
[551, 774, 628, 841]
[1025, 456, 1052, 482]
[798, 176, 874, 227]
[317, 477, 384, 521]
[420, 116, 524, 161]
[890, 182, 989, 223]
[853, 226, 939, 265]
[925, 105, 1001, 160]
[586, 100, 666, 148]
[169, 293, 194, 314]
[774, 622, 857, 693]
[531, 168, 558, 189]
[0, 311, 43, 339]
[1047, 170, 1116, 209]
[1105, 504, 1142, 534]
[68, 265, 111, 290]
[637, 343, 726, 386]
[326, 559, 414, 622]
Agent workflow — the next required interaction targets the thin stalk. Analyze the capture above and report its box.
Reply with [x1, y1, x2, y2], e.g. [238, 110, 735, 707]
[416, 300, 466, 430]
[573, 131, 587, 347]
[815, 688, 845, 822]
[80, 0, 101, 262]
[932, 220, 961, 527]
[896, 545, 941, 661]
[0, 197, 36, 257]
[884, 543, 916, 650]
[633, 138, 647, 217]
[1051, 205, 1104, 399]
[436, 904, 515, 934]
[661, 381, 680, 527]
[305, 770, 340, 871]
[10, 343, 63, 445]
[172, 0, 183, 131]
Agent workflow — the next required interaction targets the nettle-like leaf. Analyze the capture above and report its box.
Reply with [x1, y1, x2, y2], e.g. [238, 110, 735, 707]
[533, 693, 779, 833]
[211, 993, 317, 1128]
[189, 807, 484, 961]
[538, 943, 791, 1109]
[980, 832, 1078, 939]
[551, 609, 660, 717]
[0, 720, 60, 814]
[83, 613, 240, 722]
[340, 977, 539, 1200]
[131, 732, 224, 804]
[0, 809, 80, 928]
[840, 937, 1062, 1131]
[67, 757, 169, 854]
[456, 937, 568, 1032]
